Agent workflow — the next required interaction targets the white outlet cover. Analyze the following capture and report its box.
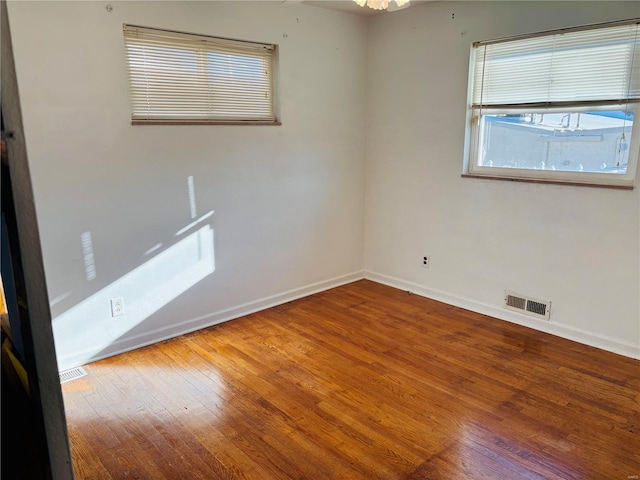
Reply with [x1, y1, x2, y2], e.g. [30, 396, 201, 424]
[111, 297, 124, 317]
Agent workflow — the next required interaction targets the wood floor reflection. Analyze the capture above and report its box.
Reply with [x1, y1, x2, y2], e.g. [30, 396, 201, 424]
[62, 280, 640, 479]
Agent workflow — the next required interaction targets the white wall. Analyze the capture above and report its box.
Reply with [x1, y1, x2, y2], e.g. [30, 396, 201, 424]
[9, 1, 640, 368]
[7, 1, 367, 370]
[365, 1, 640, 358]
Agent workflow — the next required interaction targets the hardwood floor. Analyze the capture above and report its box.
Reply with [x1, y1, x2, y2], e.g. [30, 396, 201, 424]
[62, 280, 640, 479]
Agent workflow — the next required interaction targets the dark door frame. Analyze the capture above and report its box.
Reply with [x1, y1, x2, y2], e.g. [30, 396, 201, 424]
[1, 2, 75, 478]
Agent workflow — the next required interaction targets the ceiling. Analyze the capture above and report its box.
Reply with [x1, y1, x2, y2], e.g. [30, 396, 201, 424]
[301, 0, 430, 17]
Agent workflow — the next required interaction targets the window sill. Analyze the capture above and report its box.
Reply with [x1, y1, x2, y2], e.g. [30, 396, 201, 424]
[131, 120, 282, 126]
[461, 174, 634, 190]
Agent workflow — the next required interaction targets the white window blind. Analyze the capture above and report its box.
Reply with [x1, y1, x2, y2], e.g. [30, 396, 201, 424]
[123, 25, 277, 124]
[472, 21, 640, 109]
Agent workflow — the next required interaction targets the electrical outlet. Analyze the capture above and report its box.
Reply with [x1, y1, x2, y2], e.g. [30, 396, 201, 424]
[422, 256, 430, 269]
[111, 297, 124, 317]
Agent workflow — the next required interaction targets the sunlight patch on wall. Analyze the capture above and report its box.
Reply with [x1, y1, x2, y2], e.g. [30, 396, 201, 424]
[81, 231, 97, 281]
[175, 210, 215, 237]
[188, 175, 197, 219]
[143, 243, 163, 257]
[53, 225, 215, 370]
[49, 291, 72, 308]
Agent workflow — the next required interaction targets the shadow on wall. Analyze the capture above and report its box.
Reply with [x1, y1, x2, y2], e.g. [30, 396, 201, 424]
[52, 176, 216, 371]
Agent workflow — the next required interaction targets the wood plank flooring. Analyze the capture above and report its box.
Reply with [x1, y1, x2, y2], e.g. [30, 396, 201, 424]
[62, 280, 640, 479]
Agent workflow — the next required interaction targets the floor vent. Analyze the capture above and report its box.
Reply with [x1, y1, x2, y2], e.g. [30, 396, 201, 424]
[59, 366, 87, 384]
[504, 291, 551, 320]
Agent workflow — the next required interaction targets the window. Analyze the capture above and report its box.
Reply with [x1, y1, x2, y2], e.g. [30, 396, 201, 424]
[123, 25, 278, 125]
[464, 20, 640, 188]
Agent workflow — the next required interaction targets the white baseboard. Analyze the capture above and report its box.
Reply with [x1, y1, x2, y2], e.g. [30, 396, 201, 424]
[59, 271, 365, 370]
[59, 268, 639, 370]
[364, 270, 640, 360]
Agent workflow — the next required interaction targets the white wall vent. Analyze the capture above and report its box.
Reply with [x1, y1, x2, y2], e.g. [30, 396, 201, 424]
[504, 291, 551, 320]
[59, 366, 87, 384]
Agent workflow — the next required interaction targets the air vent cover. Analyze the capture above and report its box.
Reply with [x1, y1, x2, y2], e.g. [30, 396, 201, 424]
[504, 291, 551, 320]
[506, 294, 526, 310]
[59, 366, 87, 384]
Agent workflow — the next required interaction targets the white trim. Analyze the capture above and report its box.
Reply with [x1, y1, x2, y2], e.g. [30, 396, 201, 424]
[466, 104, 639, 188]
[57, 271, 365, 371]
[464, 16, 640, 189]
[364, 270, 640, 360]
[56, 269, 639, 370]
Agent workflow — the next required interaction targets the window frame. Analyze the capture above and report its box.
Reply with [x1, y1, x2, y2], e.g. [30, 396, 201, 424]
[463, 20, 640, 189]
[123, 24, 280, 126]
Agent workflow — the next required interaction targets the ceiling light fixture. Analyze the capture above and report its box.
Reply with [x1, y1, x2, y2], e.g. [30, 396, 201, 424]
[353, 0, 410, 11]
